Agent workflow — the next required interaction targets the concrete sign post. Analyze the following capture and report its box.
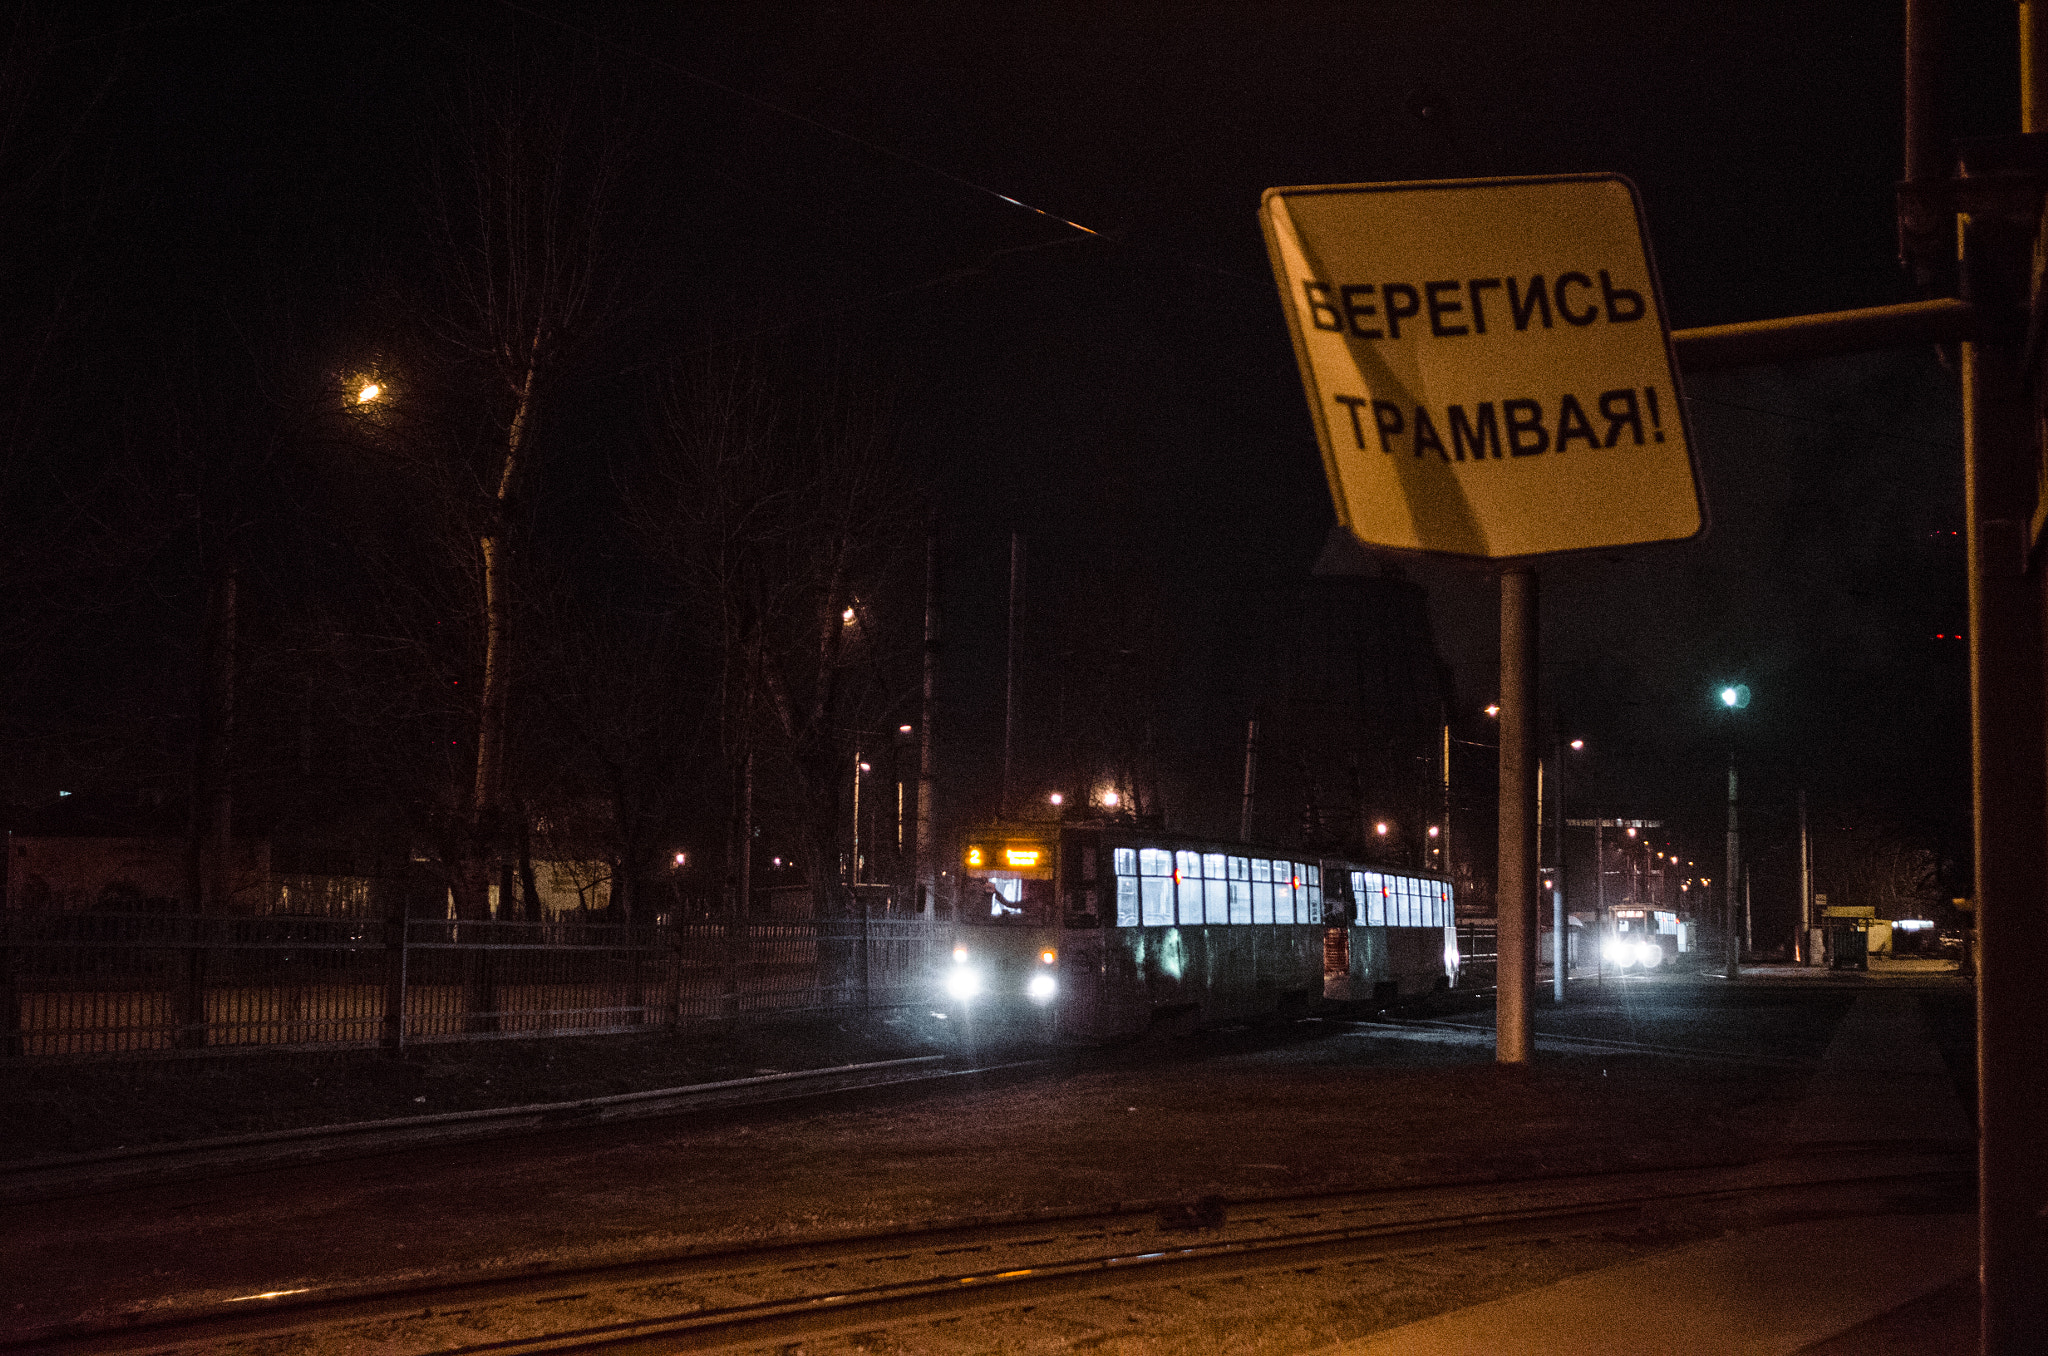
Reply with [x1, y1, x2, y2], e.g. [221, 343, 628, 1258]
[1263, 175, 1701, 1064]
[1261, 175, 1702, 560]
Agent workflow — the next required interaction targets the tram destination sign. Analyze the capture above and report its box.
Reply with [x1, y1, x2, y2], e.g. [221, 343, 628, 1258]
[1262, 175, 1704, 559]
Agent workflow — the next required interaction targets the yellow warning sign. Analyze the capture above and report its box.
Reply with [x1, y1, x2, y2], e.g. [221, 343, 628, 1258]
[1262, 175, 1704, 559]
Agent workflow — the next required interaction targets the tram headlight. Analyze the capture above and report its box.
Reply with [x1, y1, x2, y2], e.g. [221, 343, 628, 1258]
[1027, 973, 1057, 1002]
[1638, 941, 1662, 967]
[1602, 938, 1626, 963]
[945, 966, 982, 1001]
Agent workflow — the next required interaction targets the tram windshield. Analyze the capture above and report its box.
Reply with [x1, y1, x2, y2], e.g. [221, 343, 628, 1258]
[965, 874, 1054, 925]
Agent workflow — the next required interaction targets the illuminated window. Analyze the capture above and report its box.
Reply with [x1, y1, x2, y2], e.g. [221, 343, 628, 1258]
[1140, 848, 1171, 877]
[1229, 877, 1252, 924]
[1305, 864, 1322, 923]
[1364, 872, 1387, 926]
[1114, 847, 1136, 877]
[1251, 859, 1274, 924]
[1205, 876, 1228, 925]
[1176, 850, 1202, 878]
[1142, 875, 1172, 926]
[1116, 876, 1139, 927]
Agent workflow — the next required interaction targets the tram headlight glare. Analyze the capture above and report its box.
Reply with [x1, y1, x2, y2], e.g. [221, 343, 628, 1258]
[1028, 973, 1056, 1002]
[953, 945, 969, 964]
[1602, 939, 1626, 963]
[945, 967, 982, 1001]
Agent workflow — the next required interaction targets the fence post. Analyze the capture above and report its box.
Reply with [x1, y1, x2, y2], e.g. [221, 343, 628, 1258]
[0, 916, 19, 1060]
[665, 920, 681, 1029]
[382, 910, 408, 1056]
[860, 894, 872, 1012]
[723, 912, 742, 1019]
[176, 916, 208, 1050]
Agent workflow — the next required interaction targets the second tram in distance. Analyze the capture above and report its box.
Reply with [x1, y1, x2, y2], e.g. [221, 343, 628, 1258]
[943, 819, 1462, 1040]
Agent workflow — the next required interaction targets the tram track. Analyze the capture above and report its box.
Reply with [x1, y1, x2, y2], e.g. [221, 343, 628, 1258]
[0, 1054, 1049, 1207]
[12, 1143, 1969, 1356]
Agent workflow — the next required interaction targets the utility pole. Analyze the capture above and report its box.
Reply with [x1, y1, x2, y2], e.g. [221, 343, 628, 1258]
[1495, 568, 1537, 1064]
[1239, 717, 1258, 842]
[1798, 789, 1812, 965]
[916, 524, 938, 921]
[1552, 740, 1566, 1004]
[1001, 532, 1024, 820]
[1594, 820, 1605, 986]
[1723, 759, 1740, 980]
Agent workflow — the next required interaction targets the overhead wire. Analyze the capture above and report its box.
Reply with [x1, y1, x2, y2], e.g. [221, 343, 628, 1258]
[485, 0, 1099, 239]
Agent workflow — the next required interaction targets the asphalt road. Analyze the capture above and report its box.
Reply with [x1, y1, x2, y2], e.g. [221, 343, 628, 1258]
[0, 963, 1975, 1351]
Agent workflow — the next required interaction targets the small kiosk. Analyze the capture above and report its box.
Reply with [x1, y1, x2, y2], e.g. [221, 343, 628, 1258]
[1821, 904, 1875, 970]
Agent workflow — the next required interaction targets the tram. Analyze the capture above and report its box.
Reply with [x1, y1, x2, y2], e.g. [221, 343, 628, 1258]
[940, 820, 1460, 1041]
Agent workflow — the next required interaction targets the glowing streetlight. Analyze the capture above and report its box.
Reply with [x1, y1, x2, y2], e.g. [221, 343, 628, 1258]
[357, 381, 381, 404]
[1375, 821, 1389, 836]
[1101, 789, 1120, 808]
[1049, 792, 1064, 806]
[1484, 704, 1500, 717]
[1569, 738, 1585, 751]
[1719, 683, 1751, 709]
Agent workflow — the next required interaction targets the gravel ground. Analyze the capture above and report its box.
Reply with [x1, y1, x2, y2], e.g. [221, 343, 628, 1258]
[0, 1010, 952, 1162]
[0, 960, 1976, 1345]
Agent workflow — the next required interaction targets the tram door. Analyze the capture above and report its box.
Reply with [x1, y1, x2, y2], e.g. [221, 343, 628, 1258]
[1323, 927, 1351, 999]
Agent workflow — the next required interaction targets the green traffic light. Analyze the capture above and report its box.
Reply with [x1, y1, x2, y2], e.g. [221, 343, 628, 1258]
[1719, 683, 1751, 710]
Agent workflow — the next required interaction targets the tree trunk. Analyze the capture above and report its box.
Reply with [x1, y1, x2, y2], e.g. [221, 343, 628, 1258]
[185, 563, 237, 913]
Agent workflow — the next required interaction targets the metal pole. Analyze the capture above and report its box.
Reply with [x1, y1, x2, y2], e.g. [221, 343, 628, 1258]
[1961, 173, 2048, 1351]
[1553, 744, 1566, 1003]
[1442, 720, 1452, 877]
[1724, 759, 1740, 980]
[1001, 532, 1023, 819]
[1240, 717, 1259, 842]
[917, 523, 938, 922]
[1594, 821, 1604, 987]
[1495, 568, 1537, 1064]
[850, 750, 862, 885]
[1799, 788, 1812, 965]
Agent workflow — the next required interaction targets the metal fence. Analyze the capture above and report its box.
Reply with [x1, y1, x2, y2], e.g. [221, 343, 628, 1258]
[0, 911, 939, 1059]
[1454, 922, 1499, 986]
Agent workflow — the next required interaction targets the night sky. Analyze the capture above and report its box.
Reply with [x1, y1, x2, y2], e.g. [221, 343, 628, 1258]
[1, 2, 2014, 935]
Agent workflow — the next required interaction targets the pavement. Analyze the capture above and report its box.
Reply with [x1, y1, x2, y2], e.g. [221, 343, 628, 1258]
[1323, 976, 1979, 1355]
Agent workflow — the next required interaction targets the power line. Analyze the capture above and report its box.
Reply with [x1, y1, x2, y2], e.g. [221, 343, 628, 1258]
[486, 0, 1099, 239]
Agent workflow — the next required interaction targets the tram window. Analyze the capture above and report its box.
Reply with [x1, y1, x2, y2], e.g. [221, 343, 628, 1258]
[1202, 852, 1225, 881]
[1205, 877, 1228, 924]
[1306, 866, 1322, 923]
[1229, 855, 1249, 880]
[1117, 876, 1139, 927]
[1252, 873, 1274, 924]
[1115, 847, 1137, 878]
[1176, 850, 1202, 879]
[1141, 876, 1172, 926]
[1229, 878, 1252, 924]
[1177, 877, 1202, 926]
[1251, 858, 1271, 883]
[971, 876, 1053, 925]
[1140, 848, 1171, 877]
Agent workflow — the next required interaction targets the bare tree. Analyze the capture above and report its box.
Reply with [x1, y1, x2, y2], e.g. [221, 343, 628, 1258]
[376, 55, 655, 917]
[636, 352, 920, 919]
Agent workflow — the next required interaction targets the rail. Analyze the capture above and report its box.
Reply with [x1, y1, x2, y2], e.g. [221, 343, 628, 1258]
[7, 1144, 1967, 1355]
